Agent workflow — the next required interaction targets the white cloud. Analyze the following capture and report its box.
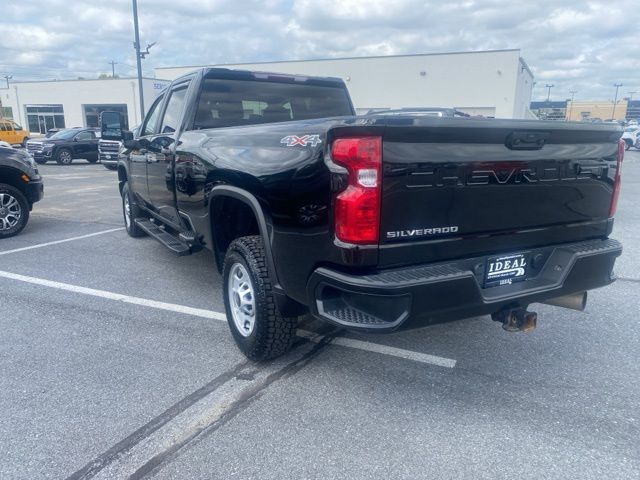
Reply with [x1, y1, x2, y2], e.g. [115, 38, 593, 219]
[0, 0, 638, 100]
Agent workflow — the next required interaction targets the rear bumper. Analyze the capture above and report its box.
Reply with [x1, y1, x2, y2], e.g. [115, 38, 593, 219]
[307, 238, 622, 332]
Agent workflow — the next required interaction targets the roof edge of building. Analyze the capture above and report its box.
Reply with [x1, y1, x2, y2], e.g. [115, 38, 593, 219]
[4, 77, 171, 86]
[155, 49, 522, 72]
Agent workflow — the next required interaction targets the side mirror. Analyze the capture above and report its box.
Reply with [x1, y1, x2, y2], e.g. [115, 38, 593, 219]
[100, 111, 124, 141]
[73, 137, 79, 142]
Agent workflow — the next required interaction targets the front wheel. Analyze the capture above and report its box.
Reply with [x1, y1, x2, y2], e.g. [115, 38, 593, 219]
[0, 184, 30, 238]
[121, 182, 145, 237]
[56, 148, 73, 165]
[223, 236, 297, 361]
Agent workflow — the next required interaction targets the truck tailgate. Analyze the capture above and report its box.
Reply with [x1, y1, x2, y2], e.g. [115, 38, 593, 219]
[378, 118, 622, 267]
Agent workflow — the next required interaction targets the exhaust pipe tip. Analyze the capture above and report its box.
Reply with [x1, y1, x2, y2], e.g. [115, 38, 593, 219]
[541, 291, 587, 312]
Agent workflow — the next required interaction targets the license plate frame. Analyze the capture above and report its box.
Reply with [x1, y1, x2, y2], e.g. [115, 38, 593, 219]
[484, 252, 530, 288]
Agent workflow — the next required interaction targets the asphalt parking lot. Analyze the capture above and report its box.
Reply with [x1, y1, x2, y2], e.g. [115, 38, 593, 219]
[2, 152, 640, 479]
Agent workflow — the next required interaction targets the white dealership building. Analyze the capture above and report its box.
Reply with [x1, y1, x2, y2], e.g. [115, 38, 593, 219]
[0, 77, 170, 135]
[155, 49, 534, 119]
[0, 49, 534, 136]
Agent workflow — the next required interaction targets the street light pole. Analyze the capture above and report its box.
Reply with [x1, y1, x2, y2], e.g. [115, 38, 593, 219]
[3, 75, 12, 89]
[567, 90, 577, 121]
[612, 83, 623, 119]
[132, 0, 145, 122]
[545, 83, 554, 102]
[628, 91, 637, 101]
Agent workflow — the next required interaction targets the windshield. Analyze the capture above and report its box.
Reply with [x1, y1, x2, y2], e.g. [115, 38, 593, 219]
[49, 129, 82, 139]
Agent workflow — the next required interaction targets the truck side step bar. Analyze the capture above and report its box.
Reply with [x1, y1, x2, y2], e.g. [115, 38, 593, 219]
[134, 219, 200, 256]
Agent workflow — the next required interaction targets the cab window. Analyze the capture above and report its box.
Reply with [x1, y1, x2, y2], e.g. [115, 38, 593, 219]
[75, 131, 94, 141]
[141, 94, 165, 137]
[12, 122, 22, 131]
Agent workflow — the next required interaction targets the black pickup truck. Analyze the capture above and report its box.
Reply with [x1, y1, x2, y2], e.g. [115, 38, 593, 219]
[0, 145, 44, 238]
[101, 68, 624, 361]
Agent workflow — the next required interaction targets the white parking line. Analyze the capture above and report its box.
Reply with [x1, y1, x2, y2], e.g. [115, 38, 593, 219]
[0, 228, 124, 256]
[0, 269, 457, 368]
[298, 330, 457, 368]
[0, 270, 226, 320]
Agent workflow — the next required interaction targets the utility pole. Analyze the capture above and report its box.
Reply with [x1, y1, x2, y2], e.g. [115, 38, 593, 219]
[109, 60, 118, 78]
[3, 75, 12, 89]
[612, 83, 623, 119]
[567, 90, 577, 121]
[132, 0, 145, 121]
[545, 83, 554, 102]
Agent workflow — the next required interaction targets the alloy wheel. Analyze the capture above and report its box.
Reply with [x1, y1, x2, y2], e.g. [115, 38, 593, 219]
[0, 193, 22, 231]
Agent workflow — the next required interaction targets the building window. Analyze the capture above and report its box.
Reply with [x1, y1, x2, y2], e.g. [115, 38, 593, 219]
[25, 104, 66, 134]
[1, 107, 13, 119]
[83, 104, 128, 130]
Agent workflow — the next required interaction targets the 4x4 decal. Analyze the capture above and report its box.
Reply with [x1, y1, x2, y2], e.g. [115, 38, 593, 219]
[280, 134, 322, 147]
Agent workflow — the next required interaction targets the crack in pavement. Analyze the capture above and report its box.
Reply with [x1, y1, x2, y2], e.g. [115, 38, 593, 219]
[65, 333, 338, 480]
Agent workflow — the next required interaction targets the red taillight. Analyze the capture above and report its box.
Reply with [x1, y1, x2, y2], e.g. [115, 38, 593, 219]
[609, 139, 624, 217]
[331, 136, 382, 244]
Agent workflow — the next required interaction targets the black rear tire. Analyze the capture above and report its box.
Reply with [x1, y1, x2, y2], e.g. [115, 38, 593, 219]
[0, 183, 30, 238]
[122, 182, 145, 238]
[223, 235, 297, 361]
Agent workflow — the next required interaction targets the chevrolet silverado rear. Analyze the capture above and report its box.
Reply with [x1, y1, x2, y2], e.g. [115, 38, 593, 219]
[307, 116, 623, 332]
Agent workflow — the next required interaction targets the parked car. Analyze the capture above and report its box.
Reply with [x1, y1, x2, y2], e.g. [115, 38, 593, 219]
[0, 143, 44, 238]
[102, 67, 623, 361]
[26, 127, 100, 165]
[621, 125, 640, 150]
[0, 119, 30, 147]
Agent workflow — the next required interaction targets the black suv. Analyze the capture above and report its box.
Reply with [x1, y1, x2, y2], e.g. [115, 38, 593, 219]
[0, 145, 44, 238]
[26, 127, 100, 165]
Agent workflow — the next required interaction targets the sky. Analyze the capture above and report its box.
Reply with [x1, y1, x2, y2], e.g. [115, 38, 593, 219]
[1, 0, 639, 101]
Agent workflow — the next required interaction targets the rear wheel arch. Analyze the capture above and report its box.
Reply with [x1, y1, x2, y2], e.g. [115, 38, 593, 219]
[209, 188, 265, 273]
[207, 186, 306, 316]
